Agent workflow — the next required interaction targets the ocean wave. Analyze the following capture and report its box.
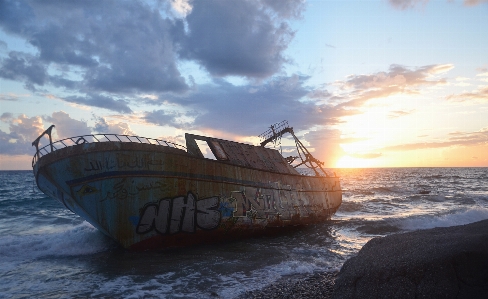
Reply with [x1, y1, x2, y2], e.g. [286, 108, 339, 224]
[338, 201, 364, 213]
[0, 221, 114, 264]
[370, 186, 402, 193]
[423, 195, 447, 202]
[80, 260, 331, 299]
[356, 222, 402, 235]
[350, 207, 488, 236]
[396, 207, 488, 231]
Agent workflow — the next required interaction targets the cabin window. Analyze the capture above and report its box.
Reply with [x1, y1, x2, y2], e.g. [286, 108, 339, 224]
[195, 140, 217, 160]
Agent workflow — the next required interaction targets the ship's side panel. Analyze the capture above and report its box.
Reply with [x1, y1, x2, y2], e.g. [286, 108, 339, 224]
[34, 144, 341, 249]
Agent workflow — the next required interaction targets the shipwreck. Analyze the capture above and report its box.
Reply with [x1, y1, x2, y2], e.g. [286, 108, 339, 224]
[32, 121, 342, 250]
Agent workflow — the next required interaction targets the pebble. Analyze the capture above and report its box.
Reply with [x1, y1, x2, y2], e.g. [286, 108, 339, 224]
[237, 271, 337, 299]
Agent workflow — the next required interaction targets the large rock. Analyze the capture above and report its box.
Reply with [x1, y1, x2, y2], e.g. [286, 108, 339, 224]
[333, 219, 488, 299]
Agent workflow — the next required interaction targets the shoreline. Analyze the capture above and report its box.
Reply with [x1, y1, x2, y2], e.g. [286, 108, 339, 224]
[238, 219, 488, 299]
[236, 271, 337, 299]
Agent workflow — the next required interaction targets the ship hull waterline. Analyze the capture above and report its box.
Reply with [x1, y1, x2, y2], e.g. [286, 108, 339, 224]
[33, 142, 342, 250]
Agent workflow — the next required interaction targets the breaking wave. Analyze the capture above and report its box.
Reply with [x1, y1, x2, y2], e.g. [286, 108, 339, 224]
[397, 207, 488, 231]
[0, 221, 113, 264]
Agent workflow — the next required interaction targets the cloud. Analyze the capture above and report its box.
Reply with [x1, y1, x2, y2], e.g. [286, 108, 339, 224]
[0, 0, 188, 96]
[0, 94, 20, 102]
[464, 0, 488, 6]
[63, 94, 133, 114]
[144, 75, 356, 137]
[477, 66, 488, 73]
[0, 112, 13, 121]
[0, 113, 45, 155]
[261, 0, 305, 19]
[179, 0, 302, 78]
[387, 0, 429, 10]
[446, 86, 488, 102]
[338, 136, 370, 144]
[43, 111, 91, 139]
[387, 0, 488, 10]
[334, 64, 453, 108]
[388, 109, 415, 118]
[302, 128, 345, 167]
[170, 0, 193, 17]
[93, 116, 135, 135]
[0, 111, 95, 155]
[0, 51, 47, 91]
[382, 127, 488, 151]
[349, 152, 383, 159]
[0, 0, 304, 114]
[143, 109, 184, 128]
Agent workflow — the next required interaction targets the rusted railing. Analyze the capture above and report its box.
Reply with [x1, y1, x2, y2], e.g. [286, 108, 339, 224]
[32, 126, 186, 167]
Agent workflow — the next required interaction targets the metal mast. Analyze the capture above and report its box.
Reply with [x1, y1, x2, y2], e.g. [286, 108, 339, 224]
[259, 120, 328, 176]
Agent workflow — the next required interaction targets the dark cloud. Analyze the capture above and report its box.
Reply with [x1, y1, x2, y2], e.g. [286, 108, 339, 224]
[144, 109, 184, 128]
[144, 75, 353, 137]
[63, 94, 133, 114]
[0, 52, 47, 90]
[0, 0, 188, 95]
[179, 0, 300, 78]
[0, 0, 304, 114]
[0, 130, 29, 155]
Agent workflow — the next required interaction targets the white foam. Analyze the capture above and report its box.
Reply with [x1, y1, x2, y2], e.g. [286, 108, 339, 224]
[397, 207, 488, 231]
[0, 221, 112, 264]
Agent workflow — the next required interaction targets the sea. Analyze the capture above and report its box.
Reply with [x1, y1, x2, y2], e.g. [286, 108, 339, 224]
[1, 168, 488, 298]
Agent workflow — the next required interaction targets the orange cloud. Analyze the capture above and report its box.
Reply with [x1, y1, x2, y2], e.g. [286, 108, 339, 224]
[382, 127, 488, 151]
[446, 86, 488, 102]
[332, 64, 452, 108]
[388, 0, 488, 10]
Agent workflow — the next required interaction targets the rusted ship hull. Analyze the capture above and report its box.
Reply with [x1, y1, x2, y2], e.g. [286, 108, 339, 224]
[34, 142, 341, 249]
[32, 121, 342, 250]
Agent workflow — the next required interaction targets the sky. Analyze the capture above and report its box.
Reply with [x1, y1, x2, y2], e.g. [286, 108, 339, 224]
[0, 0, 487, 170]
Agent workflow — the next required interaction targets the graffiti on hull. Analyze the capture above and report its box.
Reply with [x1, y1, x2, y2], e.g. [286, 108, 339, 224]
[228, 185, 327, 220]
[83, 154, 165, 172]
[136, 192, 220, 234]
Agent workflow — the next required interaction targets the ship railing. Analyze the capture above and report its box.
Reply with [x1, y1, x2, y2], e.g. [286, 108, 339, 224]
[32, 125, 186, 167]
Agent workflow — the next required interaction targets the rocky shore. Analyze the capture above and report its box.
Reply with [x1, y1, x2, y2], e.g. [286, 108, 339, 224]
[333, 219, 488, 299]
[239, 219, 488, 299]
[237, 271, 337, 299]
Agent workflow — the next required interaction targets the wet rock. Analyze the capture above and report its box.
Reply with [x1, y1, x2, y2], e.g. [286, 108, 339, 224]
[333, 219, 488, 299]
